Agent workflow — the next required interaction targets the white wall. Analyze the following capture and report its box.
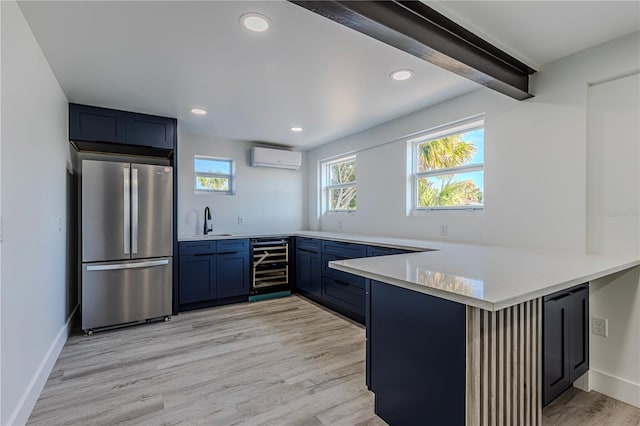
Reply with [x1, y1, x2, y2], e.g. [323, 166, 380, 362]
[1, 2, 73, 425]
[584, 72, 640, 407]
[587, 268, 640, 407]
[586, 73, 640, 256]
[306, 32, 640, 253]
[177, 132, 305, 238]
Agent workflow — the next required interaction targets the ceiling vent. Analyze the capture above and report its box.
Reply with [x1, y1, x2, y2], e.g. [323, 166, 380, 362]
[251, 147, 302, 170]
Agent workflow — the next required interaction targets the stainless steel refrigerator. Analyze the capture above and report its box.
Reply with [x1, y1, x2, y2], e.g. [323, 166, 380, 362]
[81, 159, 173, 333]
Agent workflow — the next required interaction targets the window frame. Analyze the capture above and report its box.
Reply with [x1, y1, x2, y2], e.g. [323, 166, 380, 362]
[194, 155, 236, 195]
[410, 117, 485, 212]
[323, 155, 357, 213]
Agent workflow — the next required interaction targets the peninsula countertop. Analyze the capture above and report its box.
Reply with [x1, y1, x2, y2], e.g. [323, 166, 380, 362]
[330, 242, 639, 311]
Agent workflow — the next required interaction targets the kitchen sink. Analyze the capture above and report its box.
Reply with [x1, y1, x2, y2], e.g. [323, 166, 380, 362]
[182, 233, 235, 241]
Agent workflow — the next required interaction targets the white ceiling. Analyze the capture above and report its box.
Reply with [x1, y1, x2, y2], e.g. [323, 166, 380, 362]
[18, 1, 640, 150]
[430, 1, 640, 69]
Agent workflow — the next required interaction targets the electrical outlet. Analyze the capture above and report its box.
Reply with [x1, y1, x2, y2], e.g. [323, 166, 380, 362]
[440, 224, 448, 237]
[592, 317, 608, 337]
[0, 216, 3, 242]
[57, 216, 63, 232]
[338, 220, 343, 229]
[237, 216, 244, 225]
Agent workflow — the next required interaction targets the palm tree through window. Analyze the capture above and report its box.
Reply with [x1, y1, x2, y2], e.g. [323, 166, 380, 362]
[412, 118, 484, 209]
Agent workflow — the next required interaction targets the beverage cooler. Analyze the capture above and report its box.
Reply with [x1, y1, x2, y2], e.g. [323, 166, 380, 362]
[250, 238, 291, 296]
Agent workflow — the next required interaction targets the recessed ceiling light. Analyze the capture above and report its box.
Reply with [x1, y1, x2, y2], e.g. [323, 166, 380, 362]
[189, 107, 207, 116]
[390, 69, 413, 81]
[240, 13, 270, 32]
[290, 126, 303, 132]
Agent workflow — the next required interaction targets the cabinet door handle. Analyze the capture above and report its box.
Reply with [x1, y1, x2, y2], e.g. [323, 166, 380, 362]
[192, 252, 214, 257]
[334, 280, 350, 287]
[123, 167, 130, 255]
[298, 248, 318, 254]
[131, 168, 139, 254]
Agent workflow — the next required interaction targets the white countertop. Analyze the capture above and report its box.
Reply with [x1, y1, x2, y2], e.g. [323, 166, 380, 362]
[181, 230, 452, 250]
[178, 233, 293, 242]
[331, 244, 639, 311]
[179, 230, 640, 311]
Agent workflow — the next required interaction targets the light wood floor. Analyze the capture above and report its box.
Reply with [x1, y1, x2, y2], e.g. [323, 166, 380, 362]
[542, 386, 640, 426]
[28, 295, 639, 425]
[28, 296, 384, 426]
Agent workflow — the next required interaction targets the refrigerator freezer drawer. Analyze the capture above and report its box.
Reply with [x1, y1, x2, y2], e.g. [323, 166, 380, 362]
[82, 258, 172, 331]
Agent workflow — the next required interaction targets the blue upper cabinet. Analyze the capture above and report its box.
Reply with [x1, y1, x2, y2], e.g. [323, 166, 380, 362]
[69, 103, 176, 150]
[126, 112, 175, 149]
[69, 103, 127, 144]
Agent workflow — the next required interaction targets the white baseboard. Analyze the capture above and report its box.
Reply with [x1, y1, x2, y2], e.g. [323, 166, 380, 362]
[5, 305, 78, 426]
[573, 371, 591, 392]
[588, 369, 640, 408]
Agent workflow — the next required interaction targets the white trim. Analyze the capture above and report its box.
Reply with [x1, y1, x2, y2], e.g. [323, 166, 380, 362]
[588, 69, 640, 87]
[325, 182, 356, 190]
[6, 305, 78, 426]
[410, 118, 485, 212]
[573, 371, 591, 392]
[323, 154, 356, 166]
[586, 368, 640, 408]
[415, 163, 484, 178]
[322, 155, 357, 213]
[412, 206, 484, 213]
[407, 115, 485, 144]
[194, 155, 235, 195]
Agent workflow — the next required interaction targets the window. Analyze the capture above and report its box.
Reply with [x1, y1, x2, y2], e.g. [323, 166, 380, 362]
[324, 155, 356, 212]
[194, 156, 235, 194]
[411, 117, 484, 210]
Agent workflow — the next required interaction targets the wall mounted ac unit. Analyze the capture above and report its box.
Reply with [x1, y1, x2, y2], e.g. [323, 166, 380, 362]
[251, 147, 302, 170]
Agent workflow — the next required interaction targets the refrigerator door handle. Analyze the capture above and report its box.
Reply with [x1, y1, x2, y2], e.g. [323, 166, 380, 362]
[86, 259, 169, 271]
[123, 167, 130, 255]
[132, 167, 139, 254]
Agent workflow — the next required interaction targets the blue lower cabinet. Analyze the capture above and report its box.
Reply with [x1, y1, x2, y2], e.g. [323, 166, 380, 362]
[322, 276, 365, 321]
[321, 240, 367, 257]
[294, 239, 414, 324]
[178, 239, 250, 310]
[369, 280, 466, 426]
[315, 240, 369, 323]
[295, 247, 322, 299]
[367, 245, 411, 256]
[543, 284, 589, 406]
[217, 251, 250, 298]
[179, 254, 216, 303]
[218, 239, 250, 253]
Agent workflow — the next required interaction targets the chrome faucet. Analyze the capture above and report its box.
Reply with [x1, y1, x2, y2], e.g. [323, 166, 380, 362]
[204, 207, 213, 235]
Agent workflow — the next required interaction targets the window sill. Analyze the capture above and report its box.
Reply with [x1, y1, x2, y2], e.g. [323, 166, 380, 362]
[325, 210, 357, 215]
[410, 207, 483, 216]
[195, 190, 236, 195]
